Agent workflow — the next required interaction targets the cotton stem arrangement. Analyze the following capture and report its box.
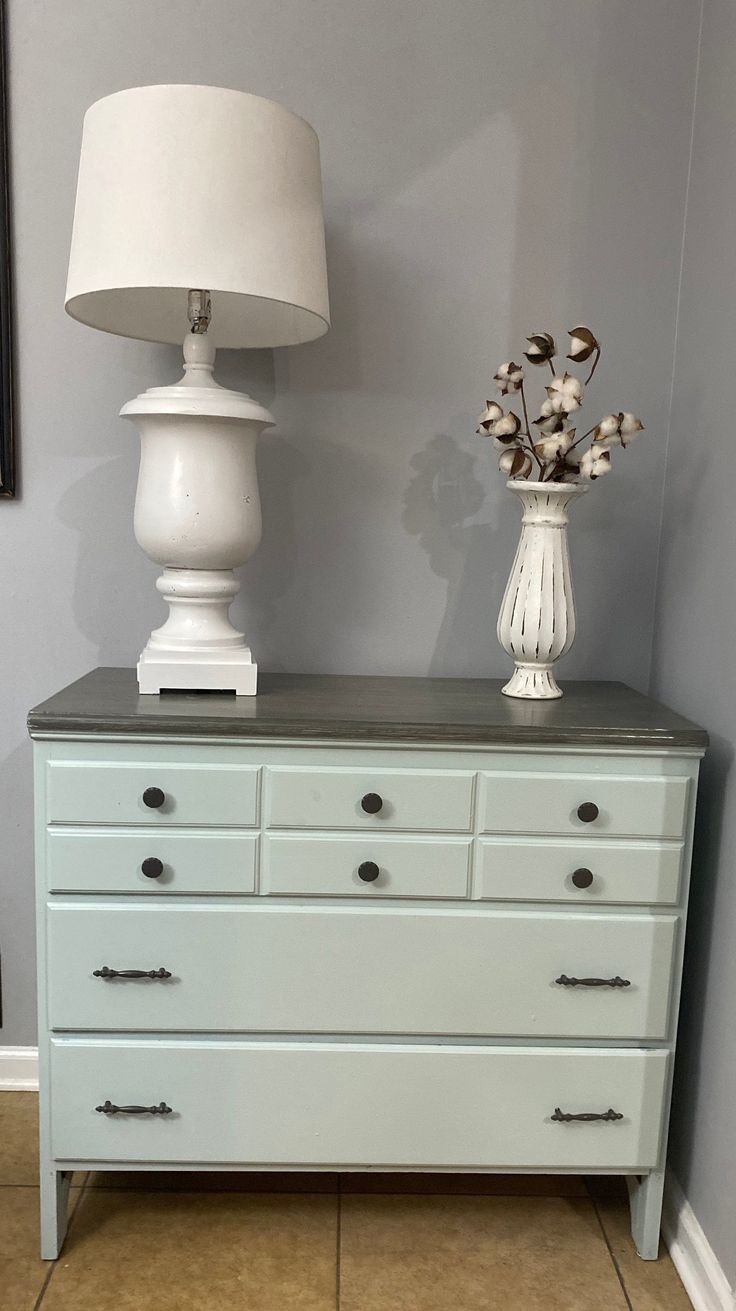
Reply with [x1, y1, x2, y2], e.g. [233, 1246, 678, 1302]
[476, 327, 644, 482]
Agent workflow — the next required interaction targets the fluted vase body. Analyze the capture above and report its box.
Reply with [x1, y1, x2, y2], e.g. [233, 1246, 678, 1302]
[497, 480, 588, 700]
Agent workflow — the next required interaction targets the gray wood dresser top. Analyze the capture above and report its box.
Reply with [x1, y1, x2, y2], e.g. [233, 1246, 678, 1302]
[28, 668, 708, 750]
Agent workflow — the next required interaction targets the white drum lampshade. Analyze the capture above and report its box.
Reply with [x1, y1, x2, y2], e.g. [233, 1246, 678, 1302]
[65, 85, 330, 694]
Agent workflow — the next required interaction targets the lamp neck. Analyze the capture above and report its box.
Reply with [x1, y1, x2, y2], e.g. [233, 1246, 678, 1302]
[181, 331, 217, 388]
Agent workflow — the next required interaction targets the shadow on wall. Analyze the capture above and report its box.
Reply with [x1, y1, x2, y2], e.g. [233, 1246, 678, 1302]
[402, 434, 509, 675]
[230, 433, 311, 671]
[236, 431, 382, 674]
[668, 736, 734, 1183]
[55, 453, 160, 665]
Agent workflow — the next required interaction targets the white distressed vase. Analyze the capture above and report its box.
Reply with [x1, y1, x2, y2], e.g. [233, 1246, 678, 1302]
[497, 480, 588, 700]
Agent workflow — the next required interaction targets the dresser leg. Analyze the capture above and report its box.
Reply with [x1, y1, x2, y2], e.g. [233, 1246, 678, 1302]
[627, 1169, 665, 1260]
[40, 1168, 72, 1259]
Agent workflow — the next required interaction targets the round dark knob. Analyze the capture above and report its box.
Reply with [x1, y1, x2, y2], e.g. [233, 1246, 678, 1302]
[141, 857, 164, 879]
[571, 867, 594, 889]
[361, 792, 383, 815]
[142, 787, 166, 810]
[358, 861, 380, 882]
[576, 801, 599, 824]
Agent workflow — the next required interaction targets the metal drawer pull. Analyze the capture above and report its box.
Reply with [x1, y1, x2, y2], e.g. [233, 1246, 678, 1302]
[93, 966, 172, 980]
[141, 857, 164, 879]
[571, 867, 594, 889]
[142, 787, 166, 809]
[96, 1101, 173, 1116]
[576, 802, 599, 823]
[552, 1107, 623, 1123]
[361, 792, 383, 814]
[555, 974, 630, 988]
[358, 860, 380, 882]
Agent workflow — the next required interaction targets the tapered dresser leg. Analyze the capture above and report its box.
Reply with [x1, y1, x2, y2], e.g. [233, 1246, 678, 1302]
[40, 1168, 72, 1259]
[627, 1169, 665, 1260]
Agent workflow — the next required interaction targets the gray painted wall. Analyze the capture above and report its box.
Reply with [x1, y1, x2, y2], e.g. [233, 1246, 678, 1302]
[649, 0, 736, 1284]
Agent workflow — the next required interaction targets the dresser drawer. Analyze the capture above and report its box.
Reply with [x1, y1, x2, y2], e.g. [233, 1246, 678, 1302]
[477, 840, 683, 905]
[45, 760, 259, 827]
[262, 835, 471, 897]
[49, 1039, 669, 1171]
[480, 773, 688, 839]
[45, 829, 258, 895]
[266, 767, 474, 831]
[47, 904, 677, 1040]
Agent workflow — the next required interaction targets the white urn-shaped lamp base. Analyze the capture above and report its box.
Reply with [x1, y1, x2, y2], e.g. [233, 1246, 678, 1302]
[497, 481, 588, 700]
[121, 334, 274, 695]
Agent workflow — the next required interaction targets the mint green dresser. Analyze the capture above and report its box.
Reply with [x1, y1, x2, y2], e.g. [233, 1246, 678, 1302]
[28, 671, 707, 1260]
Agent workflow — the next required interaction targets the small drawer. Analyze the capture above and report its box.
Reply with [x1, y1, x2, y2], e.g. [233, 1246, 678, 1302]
[45, 829, 258, 895]
[50, 1039, 669, 1171]
[266, 767, 474, 831]
[477, 840, 683, 905]
[480, 773, 688, 840]
[262, 835, 471, 897]
[47, 903, 677, 1040]
[46, 760, 259, 827]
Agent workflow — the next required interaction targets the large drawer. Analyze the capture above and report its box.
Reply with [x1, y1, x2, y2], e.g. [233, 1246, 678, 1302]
[45, 829, 258, 895]
[45, 759, 259, 827]
[262, 835, 471, 897]
[477, 839, 683, 905]
[265, 767, 474, 831]
[480, 773, 688, 839]
[47, 903, 677, 1039]
[49, 1039, 669, 1171]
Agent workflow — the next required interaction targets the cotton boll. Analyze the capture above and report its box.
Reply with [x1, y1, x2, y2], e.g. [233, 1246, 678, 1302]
[491, 413, 521, 445]
[476, 401, 504, 433]
[546, 372, 583, 414]
[534, 429, 574, 462]
[499, 447, 532, 478]
[595, 413, 622, 439]
[534, 406, 566, 434]
[579, 447, 612, 480]
[524, 332, 556, 365]
[567, 325, 599, 363]
[619, 413, 645, 446]
[494, 361, 525, 394]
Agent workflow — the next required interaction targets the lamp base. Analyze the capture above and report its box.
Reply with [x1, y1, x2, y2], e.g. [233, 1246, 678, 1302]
[137, 567, 257, 696]
[137, 648, 257, 695]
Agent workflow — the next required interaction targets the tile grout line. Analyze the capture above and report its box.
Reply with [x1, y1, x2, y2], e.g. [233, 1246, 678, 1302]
[35, 1172, 90, 1309]
[589, 1193, 634, 1311]
[336, 1177, 342, 1311]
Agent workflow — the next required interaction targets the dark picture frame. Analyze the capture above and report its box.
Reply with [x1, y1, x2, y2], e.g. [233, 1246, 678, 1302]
[0, 0, 13, 499]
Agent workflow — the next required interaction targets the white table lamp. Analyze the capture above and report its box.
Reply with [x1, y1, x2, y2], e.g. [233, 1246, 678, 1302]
[66, 85, 329, 694]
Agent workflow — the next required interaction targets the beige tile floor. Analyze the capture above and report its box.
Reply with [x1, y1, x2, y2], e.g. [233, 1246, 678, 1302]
[0, 1092, 692, 1310]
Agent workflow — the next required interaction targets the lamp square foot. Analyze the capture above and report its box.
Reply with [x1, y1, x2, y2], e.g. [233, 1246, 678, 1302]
[137, 649, 258, 696]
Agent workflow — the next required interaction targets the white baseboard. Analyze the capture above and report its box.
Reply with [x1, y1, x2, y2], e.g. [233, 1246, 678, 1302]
[663, 1172, 734, 1311]
[0, 1046, 39, 1091]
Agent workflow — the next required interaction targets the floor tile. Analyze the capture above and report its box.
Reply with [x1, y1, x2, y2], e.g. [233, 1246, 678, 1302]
[340, 1194, 629, 1311]
[0, 1186, 52, 1309]
[42, 1189, 337, 1310]
[596, 1195, 693, 1310]
[0, 1092, 39, 1185]
[87, 1169, 339, 1192]
[341, 1172, 587, 1196]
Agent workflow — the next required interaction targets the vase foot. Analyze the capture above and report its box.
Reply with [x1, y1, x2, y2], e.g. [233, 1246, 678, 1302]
[501, 664, 563, 700]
